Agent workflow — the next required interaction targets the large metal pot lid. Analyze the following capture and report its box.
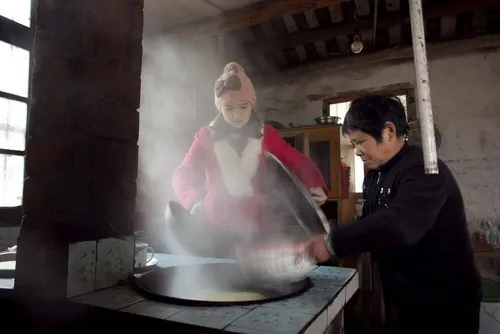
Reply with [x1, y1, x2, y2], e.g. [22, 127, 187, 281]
[263, 152, 330, 237]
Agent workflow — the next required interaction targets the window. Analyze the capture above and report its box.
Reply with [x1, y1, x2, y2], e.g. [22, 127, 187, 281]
[0, 0, 31, 27]
[328, 93, 409, 193]
[0, 1, 33, 207]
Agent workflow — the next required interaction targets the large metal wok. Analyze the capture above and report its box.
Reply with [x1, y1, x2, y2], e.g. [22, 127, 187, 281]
[134, 262, 311, 306]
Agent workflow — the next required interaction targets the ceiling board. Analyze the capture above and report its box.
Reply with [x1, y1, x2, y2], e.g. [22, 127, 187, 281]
[144, 0, 268, 34]
[177, 0, 223, 16]
[207, 0, 266, 11]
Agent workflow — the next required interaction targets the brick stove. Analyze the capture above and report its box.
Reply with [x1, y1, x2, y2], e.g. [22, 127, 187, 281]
[14, 0, 144, 299]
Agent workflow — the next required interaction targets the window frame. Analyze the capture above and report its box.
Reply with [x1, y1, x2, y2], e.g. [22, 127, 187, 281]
[0, 0, 35, 223]
[321, 83, 417, 120]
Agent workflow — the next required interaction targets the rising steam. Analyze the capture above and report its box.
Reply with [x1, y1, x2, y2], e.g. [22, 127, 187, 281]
[138, 29, 315, 299]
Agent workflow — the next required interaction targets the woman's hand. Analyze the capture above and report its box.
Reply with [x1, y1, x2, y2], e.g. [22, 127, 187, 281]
[298, 234, 331, 264]
[310, 187, 327, 206]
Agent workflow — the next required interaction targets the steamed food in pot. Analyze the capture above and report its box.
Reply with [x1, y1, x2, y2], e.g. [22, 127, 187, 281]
[190, 289, 266, 302]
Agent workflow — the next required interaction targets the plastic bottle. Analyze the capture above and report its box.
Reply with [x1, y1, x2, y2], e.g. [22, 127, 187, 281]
[481, 220, 493, 245]
[490, 225, 500, 248]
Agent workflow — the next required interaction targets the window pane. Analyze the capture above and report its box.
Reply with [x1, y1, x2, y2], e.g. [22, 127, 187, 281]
[0, 0, 31, 27]
[329, 102, 350, 123]
[0, 154, 24, 206]
[0, 97, 27, 151]
[397, 95, 408, 119]
[398, 95, 407, 108]
[0, 41, 30, 98]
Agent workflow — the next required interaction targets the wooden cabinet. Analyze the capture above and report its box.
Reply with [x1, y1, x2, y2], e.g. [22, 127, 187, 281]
[278, 124, 356, 226]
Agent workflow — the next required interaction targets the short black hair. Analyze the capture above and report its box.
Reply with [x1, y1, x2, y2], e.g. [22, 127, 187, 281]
[342, 94, 410, 142]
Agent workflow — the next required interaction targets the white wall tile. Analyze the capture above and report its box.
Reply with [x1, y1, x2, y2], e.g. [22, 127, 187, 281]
[67, 241, 97, 298]
[95, 236, 134, 290]
[304, 310, 328, 334]
[345, 273, 359, 302]
[327, 289, 346, 324]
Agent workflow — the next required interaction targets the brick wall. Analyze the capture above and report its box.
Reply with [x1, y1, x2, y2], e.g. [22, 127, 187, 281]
[15, 0, 143, 298]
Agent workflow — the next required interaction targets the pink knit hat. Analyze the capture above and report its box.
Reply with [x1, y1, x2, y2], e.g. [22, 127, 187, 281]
[214, 62, 256, 110]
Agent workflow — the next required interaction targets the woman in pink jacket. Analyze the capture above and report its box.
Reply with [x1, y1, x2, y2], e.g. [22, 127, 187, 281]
[172, 62, 327, 234]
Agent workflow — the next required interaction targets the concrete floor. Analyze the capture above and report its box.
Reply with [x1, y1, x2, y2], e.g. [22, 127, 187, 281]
[480, 303, 500, 334]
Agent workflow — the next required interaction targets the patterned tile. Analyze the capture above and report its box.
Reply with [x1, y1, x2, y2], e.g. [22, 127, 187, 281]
[309, 280, 343, 295]
[0, 228, 9, 251]
[121, 300, 186, 319]
[168, 307, 249, 329]
[309, 266, 355, 286]
[9, 227, 20, 246]
[230, 307, 312, 334]
[225, 326, 268, 333]
[95, 236, 134, 290]
[308, 274, 347, 287]
[263, 289, 332, 315]
[67, 241, 97, 298]
[73, 287, 144, 310]
[314, 266, 355, 278]
[237, 303, 261, 310]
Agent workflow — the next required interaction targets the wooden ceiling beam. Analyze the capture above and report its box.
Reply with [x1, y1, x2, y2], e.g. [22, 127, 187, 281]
[254, 33, 500, 81]
[163, 0, 348, 39]
[249, 0, 500, 54]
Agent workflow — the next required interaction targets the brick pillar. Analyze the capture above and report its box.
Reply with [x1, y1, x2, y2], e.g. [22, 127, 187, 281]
[15, 0, 143, 298]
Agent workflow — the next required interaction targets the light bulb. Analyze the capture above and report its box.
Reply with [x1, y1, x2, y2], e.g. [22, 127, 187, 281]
[351, 35, 363, 54]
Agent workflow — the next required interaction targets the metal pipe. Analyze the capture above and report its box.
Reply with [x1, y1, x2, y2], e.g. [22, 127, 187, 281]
[408, 0, 439, 174]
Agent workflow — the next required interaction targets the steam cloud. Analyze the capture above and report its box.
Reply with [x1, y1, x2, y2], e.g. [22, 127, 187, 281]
[138, 29, 315, 299]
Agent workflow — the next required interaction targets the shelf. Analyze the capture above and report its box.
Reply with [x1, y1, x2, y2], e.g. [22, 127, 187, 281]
[473, 241, 500, 258]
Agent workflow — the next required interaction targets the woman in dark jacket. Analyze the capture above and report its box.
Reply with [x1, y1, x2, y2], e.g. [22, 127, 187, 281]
[302, 94, 482, 334]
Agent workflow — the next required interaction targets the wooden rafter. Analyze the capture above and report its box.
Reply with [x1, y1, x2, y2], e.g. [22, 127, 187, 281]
[254, 33, 500, 80]
[248, 0, 500, 54]
[163, 0, 348, 38]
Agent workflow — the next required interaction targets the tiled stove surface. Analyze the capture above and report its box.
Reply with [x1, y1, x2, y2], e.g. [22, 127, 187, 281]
[72, 254, 358, 334]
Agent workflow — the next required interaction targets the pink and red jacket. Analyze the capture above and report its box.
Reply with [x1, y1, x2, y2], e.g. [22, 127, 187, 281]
[172, 124, 327, 232]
